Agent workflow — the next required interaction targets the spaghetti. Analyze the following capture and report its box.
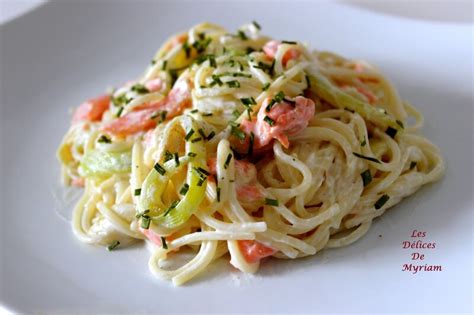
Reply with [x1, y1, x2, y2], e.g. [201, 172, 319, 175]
[57, 22, 444, 285]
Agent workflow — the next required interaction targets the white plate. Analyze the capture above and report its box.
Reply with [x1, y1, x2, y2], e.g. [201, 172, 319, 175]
[1, 1, 472, 313]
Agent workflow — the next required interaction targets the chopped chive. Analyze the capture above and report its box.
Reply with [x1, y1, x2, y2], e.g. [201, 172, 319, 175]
[97, 135, 111, 144]
[245, 109, 252, 120]
[265, 198, 279, 206]
[187, 152, 197, 157]
[184, 129, 195, 141]
[151, 59, 156, 65]
[192, 37, 212, 53]
[262, 82, 271, 91]
[237, 30, 248, 40]
[232, 109, 241, 119]
[179, 183, 190, 195]
[224, 153, 233, 169]
[352, 152, 381, 164]
[206, 131, 215, 140]
[265, 91, 285, 112]
[248, 132, 255, 156]
[210, 74, 223, 87]
[253, 61, 274, 75]
[269, 59, 275, 76]
[190, 109, 199, 113]
[150, 110, 167, 122]
[202, 112, 213, 117]
[385, 126, 397, 138]
[209, 55, 217, 68]
[305, 75, 311, 88]
[374, 194, 390, 210]
[344, 107, 355, 113]
[226, 80, 240, 88]
[252, 20, 261, 30]
[135, 209, 150, 219]
[173, 153, 179, 167]
[131, 84, 149, 94]
[396, 120, 404, 129]
[141, 216, 151, 229]
[191, 137, 202, 143]
[164, 150, 174, 162]
[409, 161, 417, 170]
[163, 200, 179, 216]
[197, 167, 210, 176]
[282, 40, 297, 45]
[197, 178, 205, 186]
[216, 187, 221, 202]
[240, 97, 257, 106]
[361, 137, 367, 147]
[116, 106, 124, 117]
[246, 46, 255, 54]
[198, 128, 207, 139]
[230, 125, 246, 140]
[182, 42, 191, 58]
[161, 237, 168, 249]
[111, 94, 128, 107]
[360, 170, 372, 186]
[154, 162, 166, 175]
[159, 111, 167, 123]
[263, 115, 275, 126]
[283, 97, 296, 107]
[134, 188, 142, 196]
[162, 60, 168, 70]
[107, 240, 120, 251]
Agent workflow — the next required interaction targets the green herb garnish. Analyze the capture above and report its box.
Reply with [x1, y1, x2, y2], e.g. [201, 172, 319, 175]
[131, 84, 149, 94]
[182, 42, 191, 58]
[116, 106, 124, 117]
[226, 80, 240, 88]
[224, 153, 233, 169]
[97, 135, 112, 144]
[184, 129, 195, 141]
[265, 198, 279, 206]
[163, 200, 179, 216]
[352, 152, 381, 164]
[107, 240, 120, 251]
[161, 237, 168, 249]
[179, 183, 189, 195]
[230, 125, 246, 140]
[154, 162, 166, 175]
[374, 194, 390, 210]
[240, 97, 256, 106]
[206, 131, 215, 140]
[141, 216, 151, 229]
[385, 127, 397, 138]
[237, 30, 248, 40]
[265, 91, 285, 112]
[252, 21, 261, 30]
[173, 153, 179, 167]
[263, 115, 275, 126]
[361, 169, 372, 186]
[248, 132, 255, 156]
